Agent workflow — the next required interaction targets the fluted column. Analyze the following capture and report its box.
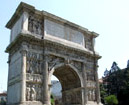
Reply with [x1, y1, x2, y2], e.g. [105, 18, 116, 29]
[82, 63, 87, 105]
[20, 45, 27, 103]
[43, 56, 49, 105]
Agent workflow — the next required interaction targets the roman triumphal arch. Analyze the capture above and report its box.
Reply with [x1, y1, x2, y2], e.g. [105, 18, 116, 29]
[6, 2, 102, 105]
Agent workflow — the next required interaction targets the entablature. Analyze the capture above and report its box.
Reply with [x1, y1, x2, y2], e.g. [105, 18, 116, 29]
[5, 33, 101, 60]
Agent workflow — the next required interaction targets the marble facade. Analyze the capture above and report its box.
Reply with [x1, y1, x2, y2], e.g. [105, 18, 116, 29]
[6, 2, 102, 105]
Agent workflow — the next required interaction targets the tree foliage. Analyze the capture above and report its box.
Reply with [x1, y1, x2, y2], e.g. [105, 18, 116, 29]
[105, 95, 118, 105]
[101, 63, 129, 105]
[51, 94, 55, 105]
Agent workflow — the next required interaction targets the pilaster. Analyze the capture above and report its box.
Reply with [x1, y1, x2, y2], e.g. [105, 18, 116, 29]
[20, 43, 28, 103]
[42, 55, 49, 105]
[95, 64, 100, 104]
[82, 63, 87, 105]
[22, 12, 29, 31]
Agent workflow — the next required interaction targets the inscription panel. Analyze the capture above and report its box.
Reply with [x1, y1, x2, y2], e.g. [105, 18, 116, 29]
[44, 19, 85, 46]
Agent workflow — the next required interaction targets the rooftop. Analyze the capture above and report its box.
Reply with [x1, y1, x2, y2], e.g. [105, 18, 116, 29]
[0, 93, 7, 96]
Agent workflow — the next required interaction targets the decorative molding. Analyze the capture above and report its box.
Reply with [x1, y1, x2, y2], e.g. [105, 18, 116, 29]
[8, 75, 22, 86]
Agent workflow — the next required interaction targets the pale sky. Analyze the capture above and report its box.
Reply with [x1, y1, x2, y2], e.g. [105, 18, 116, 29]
[1, 0, 129, 92]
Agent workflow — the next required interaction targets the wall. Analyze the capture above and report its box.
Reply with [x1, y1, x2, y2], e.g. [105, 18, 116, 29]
[7, 50, 22, 104]
[9, 51, 21, 79]
[10, 14, 23, 42]
[7, 83, 21, 103]
[44, 19, 85, 47]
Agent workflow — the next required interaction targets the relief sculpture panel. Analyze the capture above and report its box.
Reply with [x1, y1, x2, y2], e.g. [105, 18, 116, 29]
[26, 83, 42, 101]
[28, 15, 43, 35]
[63, 91, 81, 104]
[87, 71, 95, 81]
[26, 52, 43, 74]
[26, 52, 43, 101]
[87, 89, 96, 101]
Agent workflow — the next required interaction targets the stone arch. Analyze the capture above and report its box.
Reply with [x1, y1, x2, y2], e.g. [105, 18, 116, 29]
[6, 2, 102, 105]
[49, 63, 83, 105]
[49, 63, 83, 86]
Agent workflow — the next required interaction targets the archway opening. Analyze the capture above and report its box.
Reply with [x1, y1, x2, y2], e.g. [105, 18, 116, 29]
[51, 75, 62, 105]
[51, 65, 82, 105]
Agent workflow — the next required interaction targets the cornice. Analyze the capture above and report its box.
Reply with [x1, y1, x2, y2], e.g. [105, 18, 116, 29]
[6, 2, 35, 29]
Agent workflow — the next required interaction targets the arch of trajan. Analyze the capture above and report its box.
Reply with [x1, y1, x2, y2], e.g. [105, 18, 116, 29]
[5, 2, 102, 105]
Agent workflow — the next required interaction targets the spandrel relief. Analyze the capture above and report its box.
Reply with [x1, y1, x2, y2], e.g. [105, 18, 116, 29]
[28, 16, 43, 35]
[26, 83, 42, 101]
[47, 55, 64, 71]
[71, 61, 82, 72]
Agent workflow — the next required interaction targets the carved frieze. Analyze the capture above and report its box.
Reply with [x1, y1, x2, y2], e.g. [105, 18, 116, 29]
[46, 44, 86, 61]
[27, 52, 43, 60]
[28, 16, 43, 35]
[26, 73, 42, 84]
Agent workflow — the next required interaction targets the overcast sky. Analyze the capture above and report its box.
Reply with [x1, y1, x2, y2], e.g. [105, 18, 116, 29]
[1, 0, 129, 92]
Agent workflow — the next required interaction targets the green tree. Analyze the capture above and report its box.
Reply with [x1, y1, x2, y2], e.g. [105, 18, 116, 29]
[100, 83, 107, 104]
[105, 95, 118, 105]
[102, 62, 129, 105]
[51, 94, 55, 105]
